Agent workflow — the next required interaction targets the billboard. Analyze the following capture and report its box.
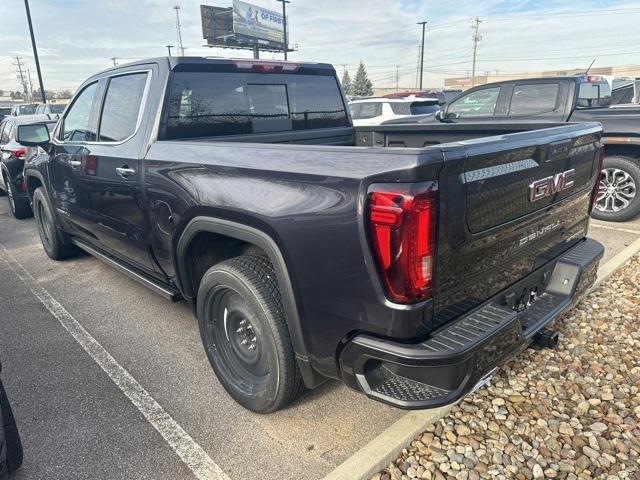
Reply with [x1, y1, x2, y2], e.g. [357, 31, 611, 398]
[232, 0, 286, 46]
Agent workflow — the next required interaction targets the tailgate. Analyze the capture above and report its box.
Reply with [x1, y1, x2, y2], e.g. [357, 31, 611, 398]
[432, 123, 602, 328]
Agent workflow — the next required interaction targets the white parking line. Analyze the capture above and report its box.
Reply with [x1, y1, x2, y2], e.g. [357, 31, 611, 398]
[590, 223, 640, 235]
[0, 242, 230, 480]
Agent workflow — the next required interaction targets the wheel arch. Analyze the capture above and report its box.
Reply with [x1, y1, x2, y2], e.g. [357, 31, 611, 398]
[602, 142, 640, 160]
[175, 216, 324, 388]
[24, 169, 46, 199]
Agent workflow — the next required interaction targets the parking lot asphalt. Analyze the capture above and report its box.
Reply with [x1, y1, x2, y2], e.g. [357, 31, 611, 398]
[0, 196, 638, 480]
[0, 197, 407, 480]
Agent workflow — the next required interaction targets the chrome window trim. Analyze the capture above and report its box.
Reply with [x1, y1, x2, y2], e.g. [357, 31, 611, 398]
[53, 69, 153, 147]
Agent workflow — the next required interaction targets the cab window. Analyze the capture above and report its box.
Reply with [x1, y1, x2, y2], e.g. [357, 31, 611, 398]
[62, 82, 98, 142]
[508, 83, 559, 116]
[447, 87, 501, 117]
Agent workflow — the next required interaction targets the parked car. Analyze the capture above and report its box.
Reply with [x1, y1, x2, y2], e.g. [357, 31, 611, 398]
[0, 362, 23, 478]
[400, 75, 640, 221]
[349, 97, 441, 125]
[0, 115, 56, 218]
[34, 103, 68, 118]
[0, 107, 12, 122]
[10, 104, 38, 117]
[21, 57, 603, 413]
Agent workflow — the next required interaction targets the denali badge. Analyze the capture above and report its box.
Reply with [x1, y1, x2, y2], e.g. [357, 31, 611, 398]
[529, 169, 575, 202]
[519, 221, 561, 246]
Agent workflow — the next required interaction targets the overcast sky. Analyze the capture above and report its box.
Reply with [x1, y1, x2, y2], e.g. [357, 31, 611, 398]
[1, 0, 639, 93]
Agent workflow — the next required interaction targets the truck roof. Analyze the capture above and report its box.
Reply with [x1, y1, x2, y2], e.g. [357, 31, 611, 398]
[93, 56, 336, 78]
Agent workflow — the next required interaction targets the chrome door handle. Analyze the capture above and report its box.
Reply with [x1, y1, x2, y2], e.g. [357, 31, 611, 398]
[69, 159, 82, 169]
[116, 166, 136, 178]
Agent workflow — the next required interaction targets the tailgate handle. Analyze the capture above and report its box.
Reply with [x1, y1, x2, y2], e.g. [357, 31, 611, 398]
[546, 140, 573, 162]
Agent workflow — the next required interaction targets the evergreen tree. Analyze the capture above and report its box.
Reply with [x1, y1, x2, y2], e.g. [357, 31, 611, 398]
[351, 62, 374, 97]
[341, 69, 352, 95]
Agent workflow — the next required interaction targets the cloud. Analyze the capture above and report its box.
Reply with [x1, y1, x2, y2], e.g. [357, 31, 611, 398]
[1, 0, 638, 92]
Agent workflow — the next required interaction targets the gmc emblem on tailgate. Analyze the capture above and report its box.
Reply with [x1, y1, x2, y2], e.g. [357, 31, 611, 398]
[528, 169, 576, 202]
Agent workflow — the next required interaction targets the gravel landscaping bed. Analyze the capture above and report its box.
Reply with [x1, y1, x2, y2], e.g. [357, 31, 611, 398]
[375, 256, 640, 480]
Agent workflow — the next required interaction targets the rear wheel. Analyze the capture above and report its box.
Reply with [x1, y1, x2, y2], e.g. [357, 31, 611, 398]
[592, 155, 640, 222]
[197, 255, 304, 413]
[3, 173, 32, 219]
[32, 187, 78, 260]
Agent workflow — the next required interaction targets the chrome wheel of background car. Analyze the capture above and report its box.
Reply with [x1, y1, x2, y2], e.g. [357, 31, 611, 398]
[596, 168, 637, 213]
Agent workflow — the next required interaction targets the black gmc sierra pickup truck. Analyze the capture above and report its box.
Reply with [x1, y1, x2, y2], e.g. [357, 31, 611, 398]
[398, 75, 640, 222]
[18, 57, 604, 413]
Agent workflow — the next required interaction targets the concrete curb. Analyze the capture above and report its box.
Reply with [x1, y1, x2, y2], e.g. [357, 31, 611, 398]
[593, 235, 640, 289]
[321, 406, 453, 480]
[322, 237, 640, 480]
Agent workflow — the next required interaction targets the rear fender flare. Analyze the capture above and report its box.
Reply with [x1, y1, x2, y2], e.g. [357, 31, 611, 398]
[175, 216, 311, 370]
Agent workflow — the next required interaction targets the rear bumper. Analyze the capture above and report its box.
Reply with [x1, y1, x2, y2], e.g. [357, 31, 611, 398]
[339, 238, 603, 409]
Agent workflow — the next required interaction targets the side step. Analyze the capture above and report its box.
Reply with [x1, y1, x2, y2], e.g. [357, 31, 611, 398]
[71, 239, 182, 302]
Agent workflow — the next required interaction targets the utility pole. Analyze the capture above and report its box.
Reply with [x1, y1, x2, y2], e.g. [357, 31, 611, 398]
[27, 68, 34, 100]
[174, 6, 185, 56]
[396, 65, 399, 92]
[415, 46, 421, 89]
[13, 56, 29, 102]
[417, 21, 427, 90]
[276, 0, 290, 60]
[110, 57, 118, 66]
[166, 45, 174, 56]
[24, 0, 46, 103]
[471, 17, 482, 87]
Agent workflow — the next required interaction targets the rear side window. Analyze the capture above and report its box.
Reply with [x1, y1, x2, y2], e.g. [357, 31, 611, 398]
[448, 87, 501, 117]
[509, 83, 559, 115]
[98, 73, 148, 142]
[50, 104, 67, 114]
[409, 101, 440, 115]
[350, 102, 382, 119]
[389, 103, 411, 115]
[166, 72, 349, 139]
[0, 122, 11, 143]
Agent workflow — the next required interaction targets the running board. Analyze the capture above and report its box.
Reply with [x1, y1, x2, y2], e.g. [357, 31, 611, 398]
[71, 239, 182, 302]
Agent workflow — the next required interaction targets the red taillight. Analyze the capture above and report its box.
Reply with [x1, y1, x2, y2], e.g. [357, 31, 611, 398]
[590, 145, 605, 212]
[10, 148, 26, 159]
[19, 180, 27, 191]
[367, 182, 437, 303]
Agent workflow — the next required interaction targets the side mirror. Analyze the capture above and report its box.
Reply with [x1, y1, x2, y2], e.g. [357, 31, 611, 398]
[436, 110, 460, 123]
[16, 123, 50, 147]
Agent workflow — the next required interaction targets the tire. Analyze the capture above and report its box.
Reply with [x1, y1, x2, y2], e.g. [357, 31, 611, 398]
[32, 187, 78, 260]
[197, 255, 304, 413]
[591, 155, 640, 222]
[3, 173, 32, 220]
[0, 380, 23, 474]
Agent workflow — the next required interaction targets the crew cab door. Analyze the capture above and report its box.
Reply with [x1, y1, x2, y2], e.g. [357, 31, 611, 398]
[49, 68, 156, 273]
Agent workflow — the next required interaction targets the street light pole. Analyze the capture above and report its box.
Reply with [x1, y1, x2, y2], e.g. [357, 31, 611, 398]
[23, 0, 46, 103]
[166, 45, 174, 56]
[276, 0, 290, 60]
[417, 21, 427, 91]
